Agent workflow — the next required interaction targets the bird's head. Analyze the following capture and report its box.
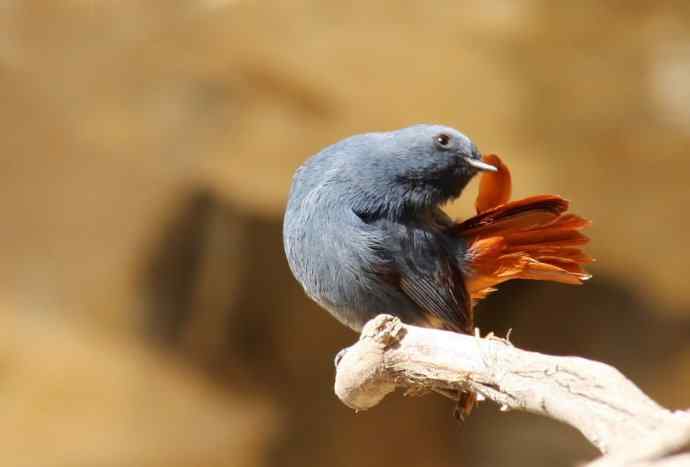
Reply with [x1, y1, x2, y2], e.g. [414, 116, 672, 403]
[341, 124, 495, 219]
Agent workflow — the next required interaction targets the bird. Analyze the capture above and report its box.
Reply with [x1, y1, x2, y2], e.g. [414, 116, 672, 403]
[283, 124, 591, 415]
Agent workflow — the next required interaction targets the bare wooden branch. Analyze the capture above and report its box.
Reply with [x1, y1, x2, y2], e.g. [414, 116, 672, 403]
[334, 315, 690, 465]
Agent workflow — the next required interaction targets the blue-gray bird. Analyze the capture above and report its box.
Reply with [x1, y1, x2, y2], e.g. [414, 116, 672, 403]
[283, 124, 591, 337]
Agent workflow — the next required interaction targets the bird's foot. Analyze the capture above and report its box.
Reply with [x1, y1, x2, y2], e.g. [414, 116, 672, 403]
[453, 399, 465, 423]
[453, 391, 476, 424]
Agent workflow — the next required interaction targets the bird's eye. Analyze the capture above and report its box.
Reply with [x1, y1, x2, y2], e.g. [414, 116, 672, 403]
[434, 133, 451, 148]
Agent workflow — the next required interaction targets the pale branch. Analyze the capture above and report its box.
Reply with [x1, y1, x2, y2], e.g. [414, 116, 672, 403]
[333, 315, 690, 466]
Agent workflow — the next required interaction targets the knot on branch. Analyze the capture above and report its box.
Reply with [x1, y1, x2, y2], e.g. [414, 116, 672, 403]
[360, 314, 407, 348]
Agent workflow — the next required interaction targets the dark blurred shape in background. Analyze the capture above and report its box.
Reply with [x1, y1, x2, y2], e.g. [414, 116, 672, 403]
[0, 2, 689, 466]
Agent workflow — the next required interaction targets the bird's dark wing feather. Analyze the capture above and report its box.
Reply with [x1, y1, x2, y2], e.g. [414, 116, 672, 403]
[398, 263, 471, 333]
[368, 217, 472, 333]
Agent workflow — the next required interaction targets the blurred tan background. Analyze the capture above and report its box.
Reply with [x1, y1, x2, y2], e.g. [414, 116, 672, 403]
[1, 1, 690, 466]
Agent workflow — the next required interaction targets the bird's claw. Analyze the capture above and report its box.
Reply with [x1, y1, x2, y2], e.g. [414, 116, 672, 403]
[453, 408, 464, 422]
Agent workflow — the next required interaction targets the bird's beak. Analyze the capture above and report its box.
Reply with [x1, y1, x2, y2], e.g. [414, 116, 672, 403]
[464, 156, 497, 172]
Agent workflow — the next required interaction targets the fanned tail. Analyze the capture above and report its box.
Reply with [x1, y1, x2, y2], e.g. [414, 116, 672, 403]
[455, 155, 592, 302]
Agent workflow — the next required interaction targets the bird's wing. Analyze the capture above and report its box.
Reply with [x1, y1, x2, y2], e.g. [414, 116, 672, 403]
[369, 221, 473, 333]
[454, 154, 592, 302]
[397, 257, 471, 333]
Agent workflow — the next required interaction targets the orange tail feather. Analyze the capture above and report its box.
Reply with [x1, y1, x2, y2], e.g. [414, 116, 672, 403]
[457, 155, 592, 302]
